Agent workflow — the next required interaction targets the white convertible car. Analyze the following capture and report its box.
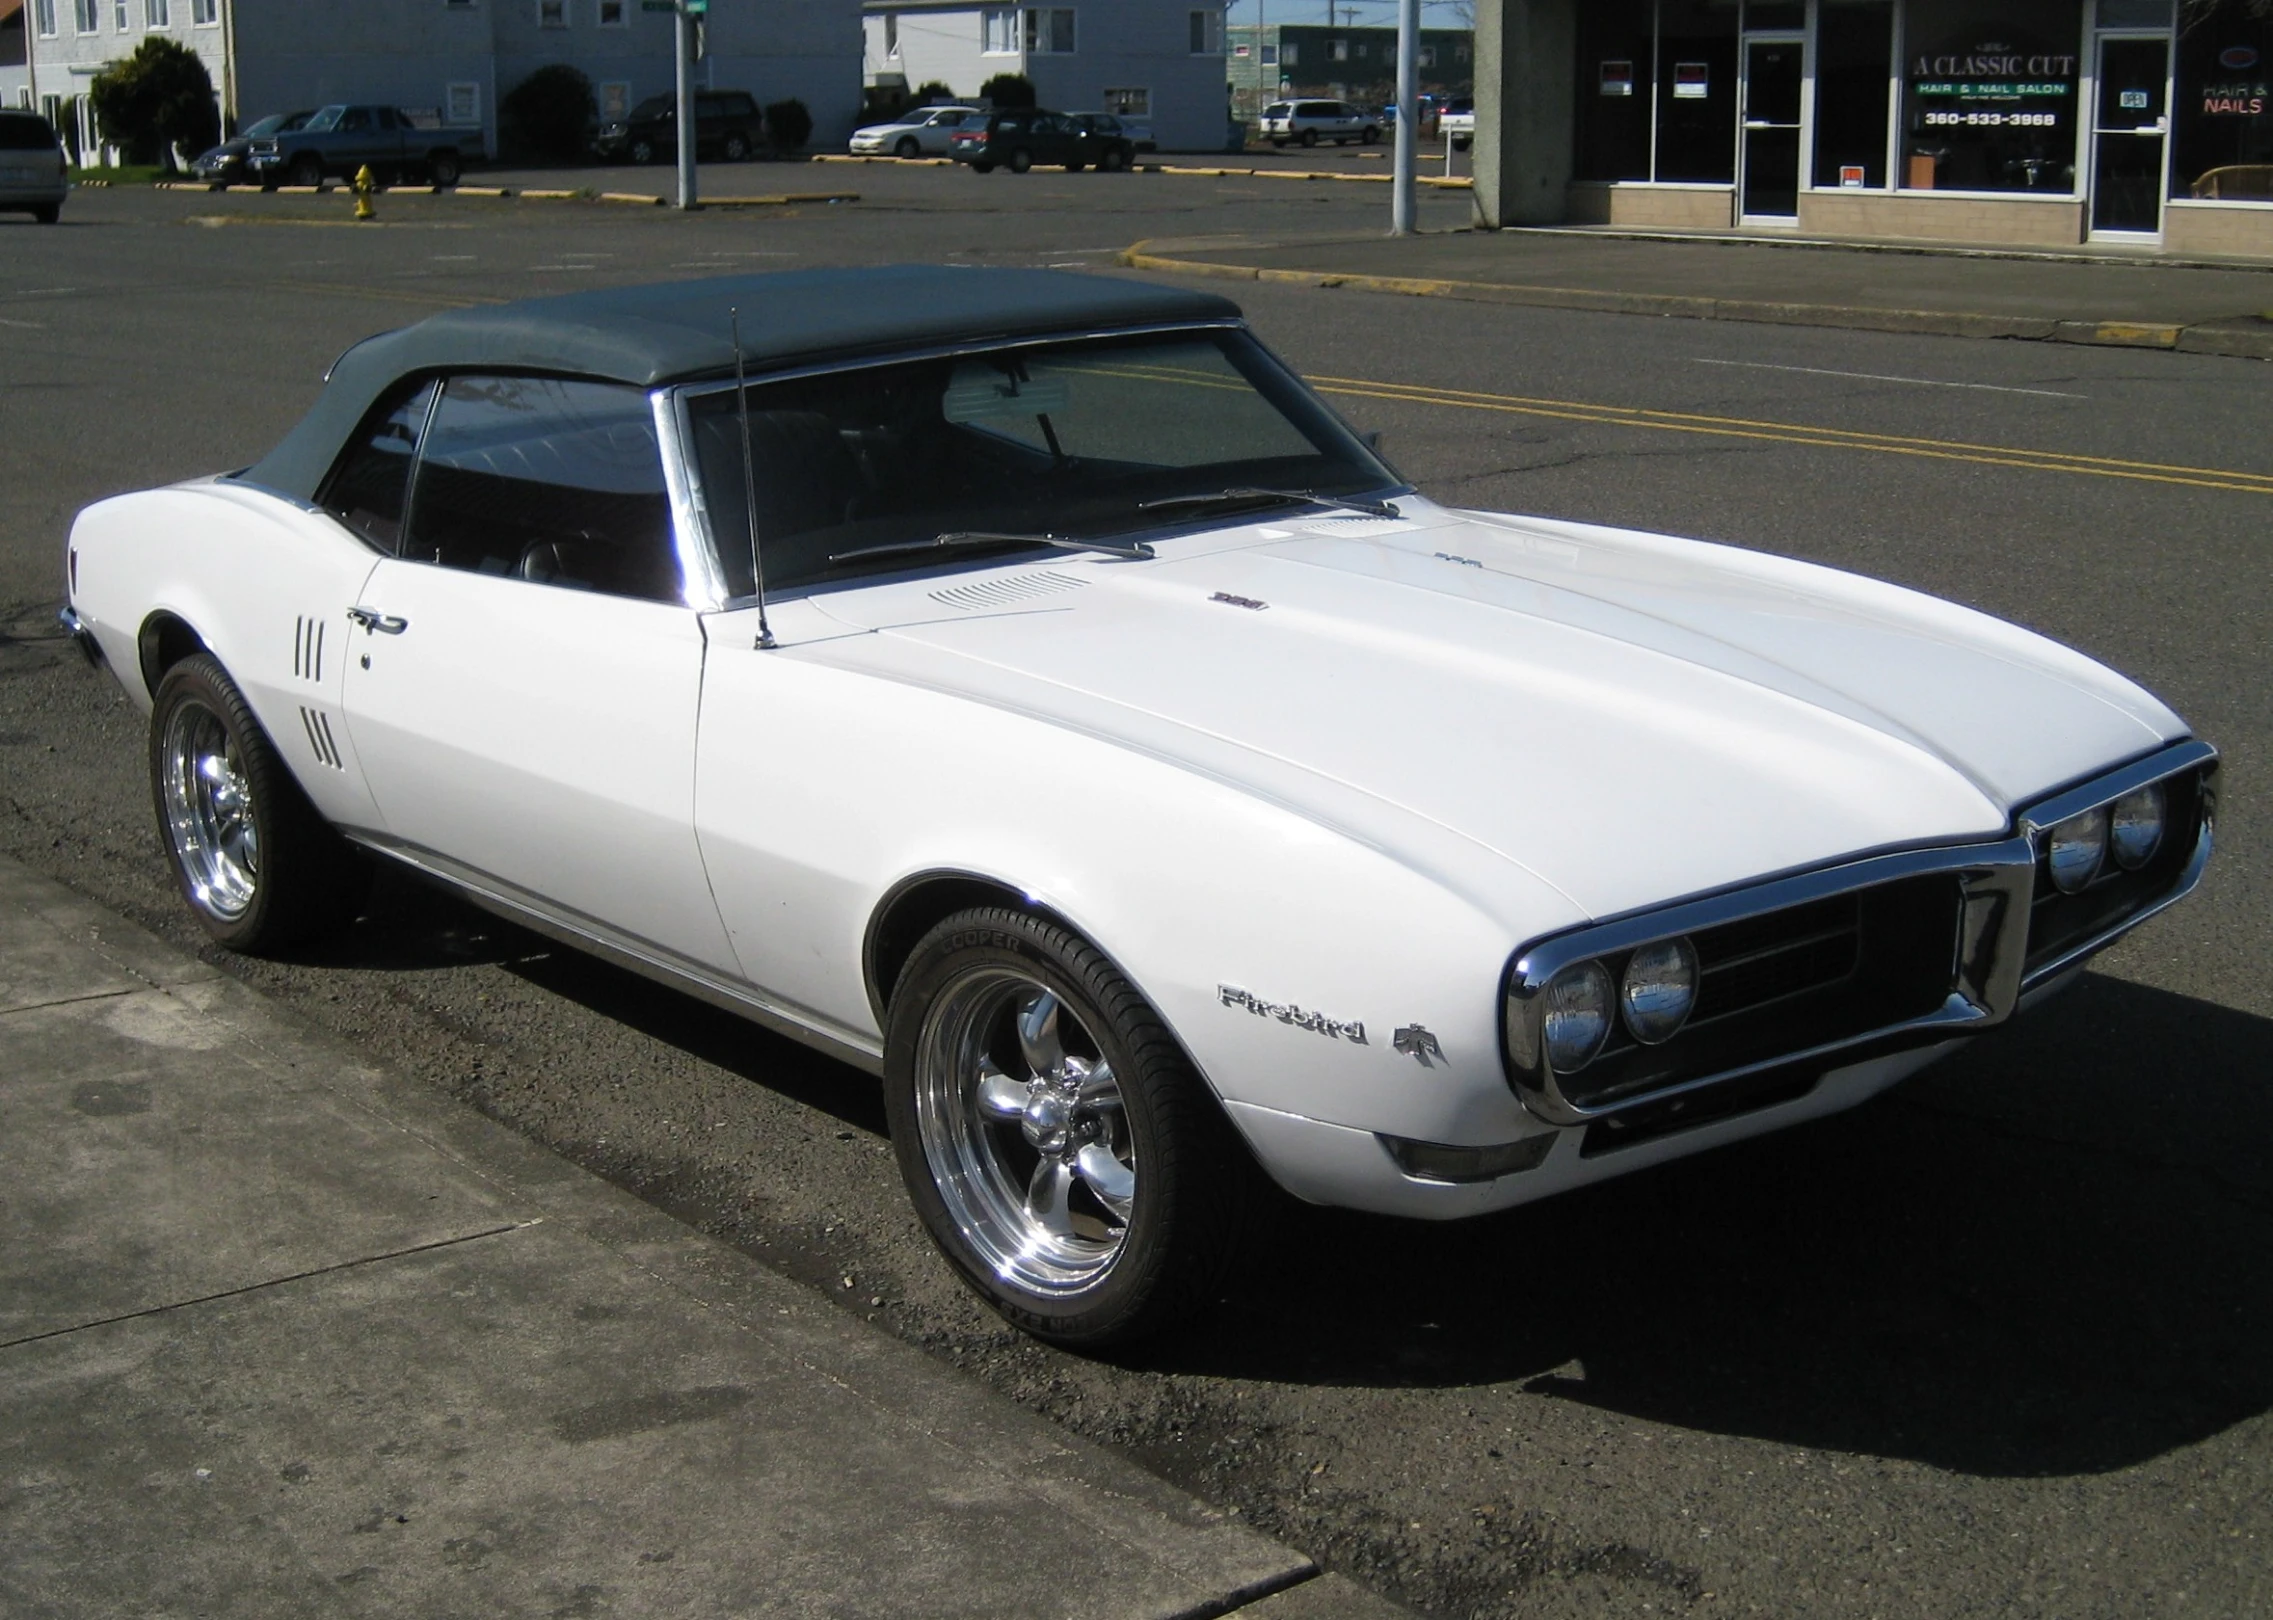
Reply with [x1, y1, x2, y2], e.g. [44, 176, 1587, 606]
[62, 269, 2217, 1344]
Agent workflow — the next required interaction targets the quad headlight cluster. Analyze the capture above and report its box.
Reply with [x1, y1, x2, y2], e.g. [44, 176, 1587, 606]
[2044, 782, 2166, 894]
[1539, 935, 1700, 1073]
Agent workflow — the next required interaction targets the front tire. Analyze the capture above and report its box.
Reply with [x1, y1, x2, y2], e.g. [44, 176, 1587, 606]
[629, 136, 658, 165]
[33, 203, 59, 224]
[148, 654, 366, 954]
[894, 135, 920, 159]
[884, 907, 1257, 1347]
[288, 153, 325, 188]
[1008, 147, 1033, 174]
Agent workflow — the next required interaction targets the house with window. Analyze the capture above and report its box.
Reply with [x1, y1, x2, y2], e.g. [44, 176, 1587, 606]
[1226, 21, 1473, 119]
[25, 0, 861, 164]
[1473, 0, 2273, 256]
[863, 0, 1230, 150]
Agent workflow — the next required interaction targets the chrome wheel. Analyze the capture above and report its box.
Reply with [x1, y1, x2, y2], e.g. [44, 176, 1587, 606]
[160, 699, 259, 922]
[914, 969, 1135, 1296]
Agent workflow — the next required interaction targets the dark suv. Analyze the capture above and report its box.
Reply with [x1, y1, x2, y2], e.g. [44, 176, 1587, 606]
[949, 109, 1135, 174]
[593, 91, 763, 164]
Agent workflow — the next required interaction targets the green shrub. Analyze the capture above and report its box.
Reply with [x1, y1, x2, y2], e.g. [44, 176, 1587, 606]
[89, 38, 218, 167]
[911, 81, 959, 107]
[765, 98, 813, 153]
[979, 74, 1037, 109]
[501, 64, 596, 162]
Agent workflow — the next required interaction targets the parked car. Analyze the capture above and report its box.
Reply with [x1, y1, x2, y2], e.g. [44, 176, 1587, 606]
[1067, 110, 1155, 153]
[1439, 97, 1475, 151]
[0, 109, 68, 224]
[593, 91, 764, 165]
[191, 110, 315, 185]
[246, 104, 481, 188]
[848, 105, 984, 158]
[1259, 99, 1382, 147]
[950, 109, 1135, 172]
[60, 267, 2219, 1348]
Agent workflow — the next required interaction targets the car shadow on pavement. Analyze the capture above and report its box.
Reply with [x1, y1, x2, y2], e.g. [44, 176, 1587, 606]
[1146, 974, 2273, 1480]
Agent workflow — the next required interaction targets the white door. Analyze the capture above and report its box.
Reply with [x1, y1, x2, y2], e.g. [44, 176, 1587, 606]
[339, 374, 737, 974]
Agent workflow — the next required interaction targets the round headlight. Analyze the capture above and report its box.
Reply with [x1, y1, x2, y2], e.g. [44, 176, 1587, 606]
[2046, 806, 2109, 894]
[1542, 960, 1613, 1073]
[2109, 782, 2166, 870]
[1621, 937, 1699, 1044]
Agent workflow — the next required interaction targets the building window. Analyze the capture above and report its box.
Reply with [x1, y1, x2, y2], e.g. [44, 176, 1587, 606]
[1261, 42, 1278, 65]
[35, 0, 57, 35]
[1814, 0, 1893, 189]
[1026, 7, 1075, 53]
[191, 0, 216, 23]
[1419, 44, 1436, 67]
[539, 0, 566, 25]
[1281, 41, 1297, 64]
[599, 0, 625, 21]
[599, 80, 630, 119]
[982, 6, 1018, 54]
[446, 82, 482, 125]
[74, 0, 98, 33]
[1330, 38, 1349, 61]
[1189, 8, 1222, 54]
[1899, 0, 2082, 192]
[147, 0, 169, 25]
[2173, 0, 2273, 201]
[113, 0, 127, 28]
[1103, 85, 1150, 115]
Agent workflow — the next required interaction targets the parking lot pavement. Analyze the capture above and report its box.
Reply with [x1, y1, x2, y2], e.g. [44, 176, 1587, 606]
[1122, 226, 2273, 355]
[0, 853, 1371, 1620]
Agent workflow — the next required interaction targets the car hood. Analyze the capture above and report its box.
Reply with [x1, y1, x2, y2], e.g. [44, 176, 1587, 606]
[797, 502, 2184, 923]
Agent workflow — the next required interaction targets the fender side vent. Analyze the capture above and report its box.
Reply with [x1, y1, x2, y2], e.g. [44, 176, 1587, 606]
[293, 615, 326, 684]
[928, 570, 1087, 612]
[300, 706, 344, 771]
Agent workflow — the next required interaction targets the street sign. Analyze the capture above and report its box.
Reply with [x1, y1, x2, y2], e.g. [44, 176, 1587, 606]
[684, 0, 706, 12]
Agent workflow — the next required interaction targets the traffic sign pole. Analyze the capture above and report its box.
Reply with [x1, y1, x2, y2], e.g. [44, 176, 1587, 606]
[674, 0, 697, 210]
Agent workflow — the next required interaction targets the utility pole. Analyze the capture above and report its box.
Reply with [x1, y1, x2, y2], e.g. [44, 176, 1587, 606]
[675, 0, 702, 210]
[1390, 0, 1417, 233]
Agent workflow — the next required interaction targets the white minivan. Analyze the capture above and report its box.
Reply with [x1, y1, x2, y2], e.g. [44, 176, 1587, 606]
[1258, 100, 1382, 148]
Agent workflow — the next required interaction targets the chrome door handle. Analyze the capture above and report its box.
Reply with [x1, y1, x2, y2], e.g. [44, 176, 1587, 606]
[347, 607, 409, 635]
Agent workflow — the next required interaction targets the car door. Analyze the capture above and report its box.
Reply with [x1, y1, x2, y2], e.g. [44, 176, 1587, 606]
[340, 373, 738, 974]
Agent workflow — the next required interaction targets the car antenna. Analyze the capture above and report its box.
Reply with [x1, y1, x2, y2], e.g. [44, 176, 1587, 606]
[730, 306, 777, 651]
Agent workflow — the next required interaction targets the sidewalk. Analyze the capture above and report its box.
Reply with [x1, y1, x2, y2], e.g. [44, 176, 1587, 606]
[1122, 227, 2273, 358]
[0, 854, 1402, 1620]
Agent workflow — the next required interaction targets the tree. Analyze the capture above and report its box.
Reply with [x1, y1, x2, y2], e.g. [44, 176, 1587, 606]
[911, 80, 959, 107]
[88, 37, 218, 167]
[765, 99, 813, 153]
[979, 73, 1038, 109]
[501, 64, 596, 163]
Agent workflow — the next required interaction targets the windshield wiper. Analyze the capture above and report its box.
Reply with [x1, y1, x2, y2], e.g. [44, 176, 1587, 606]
[828, 530, 1155, 566]
[1137, 487, 1402, 520]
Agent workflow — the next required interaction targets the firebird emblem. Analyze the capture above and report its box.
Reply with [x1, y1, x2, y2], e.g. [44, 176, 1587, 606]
[1392, 1025, 1445, 1067]
[1218, 984, 1365, 1043]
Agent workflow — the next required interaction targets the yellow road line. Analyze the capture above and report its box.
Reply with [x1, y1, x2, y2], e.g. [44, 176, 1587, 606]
[1310, 374, 2273, 497]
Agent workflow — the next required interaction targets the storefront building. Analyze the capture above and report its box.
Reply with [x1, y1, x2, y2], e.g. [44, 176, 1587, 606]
[1476, 0, 2273, 255]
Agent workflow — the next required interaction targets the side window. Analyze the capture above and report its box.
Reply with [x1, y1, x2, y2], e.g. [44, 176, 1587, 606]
[339, 107, 371, 132]
[319, 378, 437, 552]
[403, 375, 682, 604]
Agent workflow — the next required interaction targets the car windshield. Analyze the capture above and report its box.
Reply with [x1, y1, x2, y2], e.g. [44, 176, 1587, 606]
[242, 112, 297, 138]
[688, 327, 1399, 595]
[303, 105, 349, 133]
[630, 96, 674, 120]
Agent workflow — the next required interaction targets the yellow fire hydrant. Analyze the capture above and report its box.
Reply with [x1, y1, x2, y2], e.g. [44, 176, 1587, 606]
[352, 164, 377, 222]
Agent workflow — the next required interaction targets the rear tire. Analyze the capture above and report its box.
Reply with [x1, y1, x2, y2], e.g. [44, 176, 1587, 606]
[148, 654, 368, 954]
[884, 906, 1259, 1347]
[723, 131, 751, 161]
[1361, 125, 1380, 144]
[33, 203, 59, 224]
[1299, 129, 1318, 148]
[428, 150, 461, 187]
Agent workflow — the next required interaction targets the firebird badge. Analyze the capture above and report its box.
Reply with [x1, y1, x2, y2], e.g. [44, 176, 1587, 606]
[1392, 1025, 1446, 1068]
[1218, 984, 1366, 1044]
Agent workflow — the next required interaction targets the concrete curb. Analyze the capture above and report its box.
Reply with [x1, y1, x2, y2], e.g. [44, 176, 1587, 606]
[1118, 240, 2273, 359]
[155, 180, 856, 209]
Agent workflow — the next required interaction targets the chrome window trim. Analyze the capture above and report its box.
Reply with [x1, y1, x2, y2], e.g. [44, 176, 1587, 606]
[651, 385, 728, 611]
[1502, 738, 2218, 1127]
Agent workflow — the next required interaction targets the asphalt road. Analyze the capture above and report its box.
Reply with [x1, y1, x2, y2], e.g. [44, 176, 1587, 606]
[3, 175, 2269, 1620]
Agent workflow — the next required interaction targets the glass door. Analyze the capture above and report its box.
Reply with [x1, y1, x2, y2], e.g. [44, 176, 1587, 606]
[1740, 36, 1805, 221]
[2090, 37, 2170, 236]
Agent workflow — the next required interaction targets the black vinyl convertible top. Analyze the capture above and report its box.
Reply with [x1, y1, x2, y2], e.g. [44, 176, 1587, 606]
[241, 265, 1245, 502]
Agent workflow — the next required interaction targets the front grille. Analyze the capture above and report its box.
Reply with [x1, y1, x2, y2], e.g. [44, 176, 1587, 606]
[2024, 765, 2207, 981]
[1554, 872, 1962, 1114]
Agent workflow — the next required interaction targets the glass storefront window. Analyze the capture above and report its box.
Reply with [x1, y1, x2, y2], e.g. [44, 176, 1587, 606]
[1576, 0, 1656, 179]
[2173, 0, 2273, 200]
[1658, 0, 1741, 181]
[1900, 0, 2085, 191]
[1816, 0, 1896, 185]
